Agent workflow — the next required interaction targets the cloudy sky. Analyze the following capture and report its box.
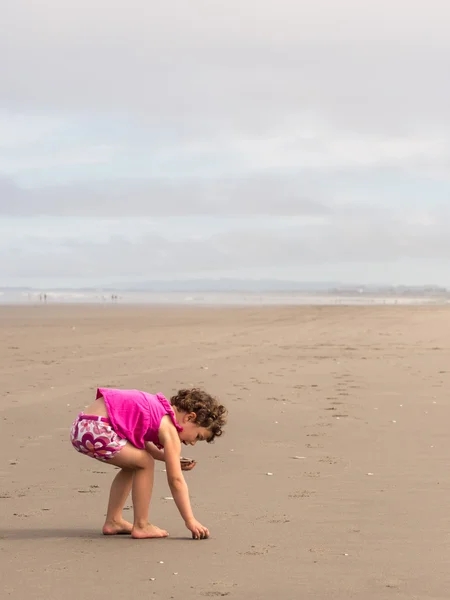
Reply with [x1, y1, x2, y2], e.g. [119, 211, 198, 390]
[1, 0, 450, 288]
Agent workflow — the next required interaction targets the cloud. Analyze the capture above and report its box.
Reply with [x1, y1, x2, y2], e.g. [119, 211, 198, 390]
[2, 0, 450, 286]
[2, 0, 450, 183]
[1, 205, 450, 285]
[1, 123, 449, 216]
[2, 1, 450, 135]
[0, 175, 330, 216]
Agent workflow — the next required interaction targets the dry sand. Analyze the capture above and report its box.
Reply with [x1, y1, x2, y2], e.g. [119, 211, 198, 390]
[1, 304, 449, 599]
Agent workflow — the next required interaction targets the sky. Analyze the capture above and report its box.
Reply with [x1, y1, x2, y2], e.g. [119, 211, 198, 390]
[1, 0, 450, 288]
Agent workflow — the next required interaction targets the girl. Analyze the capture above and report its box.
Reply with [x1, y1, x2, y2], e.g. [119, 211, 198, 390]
[70, 386, 227, 540]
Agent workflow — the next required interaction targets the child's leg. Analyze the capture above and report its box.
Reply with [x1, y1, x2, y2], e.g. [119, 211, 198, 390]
[105, 442, 169, 539]
[103, 468, 134, 535]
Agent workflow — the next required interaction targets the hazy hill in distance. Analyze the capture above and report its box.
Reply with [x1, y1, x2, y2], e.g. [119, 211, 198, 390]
[1, 280, 448, 295]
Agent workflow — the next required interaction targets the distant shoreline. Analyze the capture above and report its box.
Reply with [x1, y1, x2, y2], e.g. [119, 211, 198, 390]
[1, 289, 449, 307]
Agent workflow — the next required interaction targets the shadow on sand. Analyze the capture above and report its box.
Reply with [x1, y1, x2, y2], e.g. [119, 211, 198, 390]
[0, 528, 191, 541]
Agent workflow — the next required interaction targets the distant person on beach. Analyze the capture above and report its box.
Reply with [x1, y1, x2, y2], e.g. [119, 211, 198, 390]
[70, 387, 227, 540]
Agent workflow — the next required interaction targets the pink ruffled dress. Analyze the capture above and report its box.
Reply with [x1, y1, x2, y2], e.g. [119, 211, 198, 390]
[96, 387, 183, 449]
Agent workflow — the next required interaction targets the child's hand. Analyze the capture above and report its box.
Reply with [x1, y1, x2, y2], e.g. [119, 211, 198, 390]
[180, 457, 196, 471]
[185, 518, 209, 540]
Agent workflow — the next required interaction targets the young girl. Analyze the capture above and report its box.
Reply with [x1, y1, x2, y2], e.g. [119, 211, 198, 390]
[70, 387, 227, 540]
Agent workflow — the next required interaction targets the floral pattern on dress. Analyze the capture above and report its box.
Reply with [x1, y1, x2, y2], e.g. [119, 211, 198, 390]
[70, 416, 126, 461]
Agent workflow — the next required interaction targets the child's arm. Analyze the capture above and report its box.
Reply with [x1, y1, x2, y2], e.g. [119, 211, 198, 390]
[145, 442, 197, 471]
[145, 442, 165, 461]
[158, 418, 209, 539]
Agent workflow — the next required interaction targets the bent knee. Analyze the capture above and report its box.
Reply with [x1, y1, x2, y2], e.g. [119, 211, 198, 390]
[135, 452, 155, 470]
[109, 444, 155, 470]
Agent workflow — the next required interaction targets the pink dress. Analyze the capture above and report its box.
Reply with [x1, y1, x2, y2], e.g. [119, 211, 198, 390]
[96, 387, 183, 449]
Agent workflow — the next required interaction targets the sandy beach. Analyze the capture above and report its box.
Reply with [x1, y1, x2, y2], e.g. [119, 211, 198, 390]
[1, 304, 449, 599]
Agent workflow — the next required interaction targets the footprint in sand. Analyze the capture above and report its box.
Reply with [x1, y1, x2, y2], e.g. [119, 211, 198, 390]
[269, 517, 290, 524]
[240, 544, 276, 556]
[289, 490, 316, 498]
[304, 472, 321, 478]
[318, 456, 339, 465]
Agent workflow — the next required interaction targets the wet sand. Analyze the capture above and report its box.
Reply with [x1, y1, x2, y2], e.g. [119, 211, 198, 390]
[1, 304, 449, 599]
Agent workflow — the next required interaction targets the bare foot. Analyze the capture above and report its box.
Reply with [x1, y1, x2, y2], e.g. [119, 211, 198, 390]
[131, 523, 169, 539]
[102, 519, 133, 535]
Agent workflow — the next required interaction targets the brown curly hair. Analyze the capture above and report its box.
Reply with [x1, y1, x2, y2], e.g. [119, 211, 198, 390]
[170, 388, 227, 442]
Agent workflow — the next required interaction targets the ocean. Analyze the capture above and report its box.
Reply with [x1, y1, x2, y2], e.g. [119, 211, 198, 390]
[0, 289, 448, 306]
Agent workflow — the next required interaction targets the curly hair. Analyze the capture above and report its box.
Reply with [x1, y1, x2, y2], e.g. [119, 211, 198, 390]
[170, 388, 227, 442]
